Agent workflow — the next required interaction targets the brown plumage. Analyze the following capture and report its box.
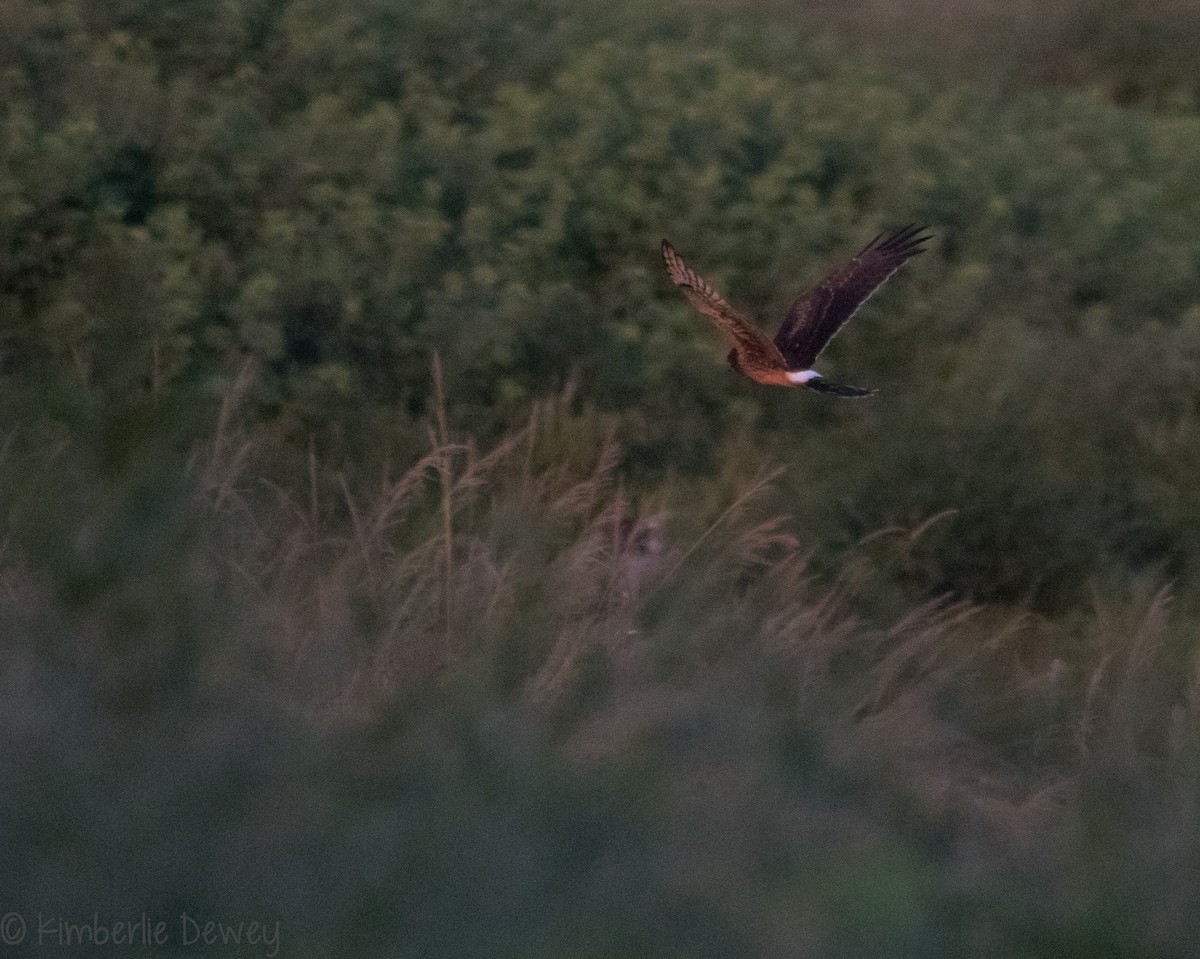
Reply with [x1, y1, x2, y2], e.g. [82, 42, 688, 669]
[662, 225, 932, 396]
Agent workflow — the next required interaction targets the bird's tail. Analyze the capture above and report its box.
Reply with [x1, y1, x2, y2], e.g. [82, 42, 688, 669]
[804, 378, 877, 398]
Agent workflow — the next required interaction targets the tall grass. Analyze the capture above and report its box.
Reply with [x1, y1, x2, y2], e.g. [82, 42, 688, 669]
[4, 373, 1199, 954]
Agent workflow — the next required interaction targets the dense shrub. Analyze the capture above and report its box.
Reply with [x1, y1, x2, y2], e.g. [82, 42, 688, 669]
[4, 0, 1200, 602]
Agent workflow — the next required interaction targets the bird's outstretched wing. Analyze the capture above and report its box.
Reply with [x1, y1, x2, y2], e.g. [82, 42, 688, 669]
[662, 239, 787, 372]
[774, 224, 931, 369]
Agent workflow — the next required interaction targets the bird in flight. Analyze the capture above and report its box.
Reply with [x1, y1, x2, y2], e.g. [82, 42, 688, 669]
[662, 225, 931, 396]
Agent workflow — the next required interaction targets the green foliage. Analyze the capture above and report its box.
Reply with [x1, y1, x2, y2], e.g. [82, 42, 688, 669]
[4, 0, 1200, 602]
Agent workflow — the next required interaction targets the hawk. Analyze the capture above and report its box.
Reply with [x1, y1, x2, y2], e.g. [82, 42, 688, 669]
[662, 224, 932, 396]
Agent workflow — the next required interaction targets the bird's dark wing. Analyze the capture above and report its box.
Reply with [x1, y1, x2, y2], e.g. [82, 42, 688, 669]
[662, 239, 787, 372]
[774, 225, 931, 369]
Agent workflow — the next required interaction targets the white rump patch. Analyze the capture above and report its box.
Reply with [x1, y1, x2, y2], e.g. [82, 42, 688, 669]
[786, 370, 821, 384]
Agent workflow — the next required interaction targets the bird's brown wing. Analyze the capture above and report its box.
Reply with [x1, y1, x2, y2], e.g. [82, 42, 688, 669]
[774, 224, 931, 369]
[662, 239, 786, 372]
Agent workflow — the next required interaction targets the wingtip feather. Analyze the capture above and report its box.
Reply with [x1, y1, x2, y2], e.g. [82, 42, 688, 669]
[662, 239, 681, 275]
[858, 231, 885, 255]
[877, 223, 933, 258]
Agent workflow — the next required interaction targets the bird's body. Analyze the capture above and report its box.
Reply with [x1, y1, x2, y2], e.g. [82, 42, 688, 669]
[662, 225, 931, 396]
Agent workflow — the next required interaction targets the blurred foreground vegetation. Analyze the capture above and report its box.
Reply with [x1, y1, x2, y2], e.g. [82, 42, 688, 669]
[3, 0, 1200, 954]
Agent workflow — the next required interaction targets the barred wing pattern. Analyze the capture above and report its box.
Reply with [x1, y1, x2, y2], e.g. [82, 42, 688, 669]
[661, 240, 788, 374]
[773, 225, 931, 369]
